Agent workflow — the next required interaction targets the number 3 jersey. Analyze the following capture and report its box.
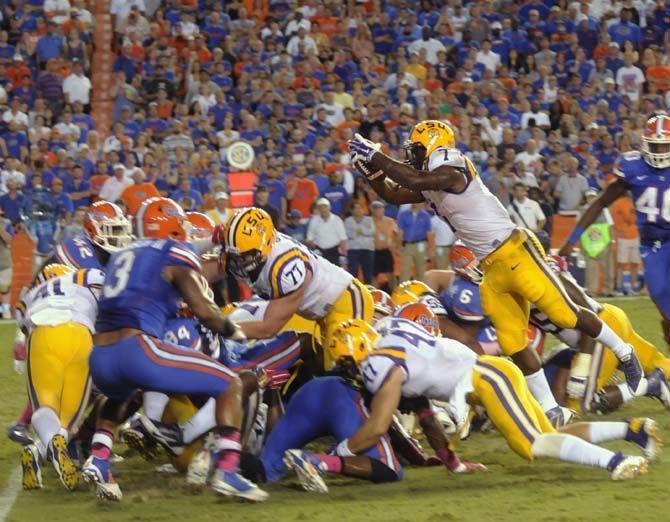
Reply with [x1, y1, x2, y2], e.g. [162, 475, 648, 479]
[422, 147, 516, 259]
[360, 317, 477, 424]
[18, 268, 105, 333]
[248, 232, 353, 320]
[96, 239, 202, 338]
[615, 151, 670, 244]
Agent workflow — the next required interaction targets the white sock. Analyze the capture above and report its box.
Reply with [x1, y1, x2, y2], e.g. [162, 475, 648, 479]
[525, 370, 559, 411]
[532, 432, 614, 469]
[31, 407, 61, 456]
[617, 383, 634, 403]
[585, 422, 628, 444]
[594, 322, 631, 360]
[143, 392, 170, 422]
[180, 398, 216, 444]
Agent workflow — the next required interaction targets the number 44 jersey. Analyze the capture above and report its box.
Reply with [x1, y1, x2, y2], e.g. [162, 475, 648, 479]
[18, 268, 105, 334]
[96, 239, 202, 338]
[615, 151, 670, 244]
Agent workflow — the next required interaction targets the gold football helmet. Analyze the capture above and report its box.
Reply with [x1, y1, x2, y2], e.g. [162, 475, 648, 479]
[391, 279, 435, 307]
[326, 319, 378, 370]
[35, 264, 75, 285]
[404, 120, 455, 169]
[223, 207, 276, 279]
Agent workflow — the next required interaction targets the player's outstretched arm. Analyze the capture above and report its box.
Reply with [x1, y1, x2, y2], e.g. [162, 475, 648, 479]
[558, 178, 628, 256]
[169, 265, 240, 338]
[238, 286, 306, 339]
[346, 367, 404, 454]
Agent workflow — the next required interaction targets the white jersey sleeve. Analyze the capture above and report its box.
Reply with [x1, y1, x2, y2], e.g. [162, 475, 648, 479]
[269, 249, 308, 298]
[427, 146, 469, 171]
[360, 354, 405, 395]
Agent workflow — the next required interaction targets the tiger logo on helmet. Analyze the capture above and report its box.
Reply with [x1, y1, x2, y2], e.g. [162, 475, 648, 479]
[222, 207, 276, 279]
[135, 197, 188, 240]
[186, 211, 215, 241]
[367, 286, 395, 319]
[326, 319, 378, 370]
[404, 120, 455, 170]
[641, 114, 670, 169]
[450, 242, 483, 284]
[393, 302, 441, 336]
[83, 200, 133, 253]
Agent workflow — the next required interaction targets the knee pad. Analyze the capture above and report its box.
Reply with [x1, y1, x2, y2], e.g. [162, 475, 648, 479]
[369, 458, 402, 484]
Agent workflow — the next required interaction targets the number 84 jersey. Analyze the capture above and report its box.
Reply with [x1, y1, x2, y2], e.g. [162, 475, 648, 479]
[615, 151, 670, 244]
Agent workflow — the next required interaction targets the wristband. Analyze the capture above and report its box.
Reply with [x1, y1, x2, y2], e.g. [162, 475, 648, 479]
[335, 438, 356, 457]
[567, 226, 585, 245]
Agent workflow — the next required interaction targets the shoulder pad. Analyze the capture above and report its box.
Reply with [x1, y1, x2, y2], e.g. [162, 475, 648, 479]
[428, 147, 467, 172]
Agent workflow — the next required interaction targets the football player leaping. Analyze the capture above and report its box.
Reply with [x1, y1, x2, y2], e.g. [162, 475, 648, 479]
[348, 122, 648, 425]
[560, 113, 670, 346]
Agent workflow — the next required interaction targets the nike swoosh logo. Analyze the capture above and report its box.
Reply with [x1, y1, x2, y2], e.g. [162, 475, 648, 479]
[637, 176, 647, 180]
[511, 263, 520, 271]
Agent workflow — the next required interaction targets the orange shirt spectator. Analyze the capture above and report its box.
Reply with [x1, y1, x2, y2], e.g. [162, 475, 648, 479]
[7, 60, 31, 88]
[121, 179, 160, 215]
[89, 174, 110, 201]
[286, 169, 318, 218]
[314, 16, 339, 39]
[646, 65, 670, 93]
[157, 99, 174, 119]
[610, 196, 639, 240]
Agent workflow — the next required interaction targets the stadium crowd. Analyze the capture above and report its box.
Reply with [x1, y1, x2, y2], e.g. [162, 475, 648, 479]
[0, 0, 664, 317]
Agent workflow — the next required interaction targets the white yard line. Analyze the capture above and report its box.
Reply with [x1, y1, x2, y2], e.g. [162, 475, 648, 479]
[0, 466, 21, 522]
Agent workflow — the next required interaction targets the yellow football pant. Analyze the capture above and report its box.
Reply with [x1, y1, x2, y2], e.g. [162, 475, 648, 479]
[26, 323, 92, 431]
[592, 303, 670, 389]
[319, 278, 373, 368]
[472, 356, 555, 460]
[479, 229, 579, 356]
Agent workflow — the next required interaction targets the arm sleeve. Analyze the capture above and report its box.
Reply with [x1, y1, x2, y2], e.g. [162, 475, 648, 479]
[166, 242, 202, 272]
[269, 248, 310, 298]
[534, 201, 546, 221]
[360, 355, 403, 394]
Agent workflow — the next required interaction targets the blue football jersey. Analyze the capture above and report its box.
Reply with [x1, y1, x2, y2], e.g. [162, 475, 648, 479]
[96, 239, 202, 338]
[164, 317, 203, 351]
[438, 277, 490, 327]
[54, 236, 104, 270]
[615, 151, 670, 243]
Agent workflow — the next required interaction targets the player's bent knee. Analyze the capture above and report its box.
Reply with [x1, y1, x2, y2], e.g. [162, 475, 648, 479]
[530, 432, 567, 461]
[369, 458, 402, 483]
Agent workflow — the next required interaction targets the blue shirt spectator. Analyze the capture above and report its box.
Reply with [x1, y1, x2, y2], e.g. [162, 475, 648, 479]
[397, 205, 432, 243]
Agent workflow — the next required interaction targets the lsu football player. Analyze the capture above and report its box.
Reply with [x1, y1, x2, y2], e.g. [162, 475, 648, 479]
[8, 201, 132, 446]
[348, 122, 648, 422]
[17, 264, 105, 492]
[214, 207, 373, 367]
[83, 197, 267, 502]
[560, 114, 670, 345]
[345, 309, 656, 481]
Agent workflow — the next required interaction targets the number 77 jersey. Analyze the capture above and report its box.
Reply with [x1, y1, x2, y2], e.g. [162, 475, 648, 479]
[96, 239, 202, 338]
[615, 151, 670, 244]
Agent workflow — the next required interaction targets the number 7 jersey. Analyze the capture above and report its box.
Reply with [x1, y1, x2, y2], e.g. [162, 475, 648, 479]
[96, 239, 202, 338]
[615, 151, 670, 244]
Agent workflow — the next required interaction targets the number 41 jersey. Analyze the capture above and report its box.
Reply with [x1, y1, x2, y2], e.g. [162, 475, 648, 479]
[615, 151, 670, 244]
[96, 239, 202, 338]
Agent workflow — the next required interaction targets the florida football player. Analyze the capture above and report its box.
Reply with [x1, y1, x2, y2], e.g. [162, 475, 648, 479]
[560, 113, 670, 345]
[347, 309, 656, 481]
[214, 207, 373, 367]
[83, 197, 267, 502]
[349, 123, 648, 424]
[17, 265, 104, 492]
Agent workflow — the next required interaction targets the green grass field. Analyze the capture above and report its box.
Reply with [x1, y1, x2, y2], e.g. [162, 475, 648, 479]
[2, 298, 670, 521]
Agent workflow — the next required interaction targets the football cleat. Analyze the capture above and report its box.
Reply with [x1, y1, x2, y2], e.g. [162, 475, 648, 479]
[7, 422, 33, 445]
[609, 453, 648, 481]
[138, 416, 185, 456]
[186, 449, 212, 488]
[210, 469, 269, 502]
[645, 368, 670, 409]
[121, 418, 161, 460]
[621, 350, 648, 396]
[81, 456, 123, 501]
[626, 417, 663, 461]
[283, 450, 329, 494]
[545, 406, 575, 428]
[21, 443, 42, 490]
[47, 434, 79, 491]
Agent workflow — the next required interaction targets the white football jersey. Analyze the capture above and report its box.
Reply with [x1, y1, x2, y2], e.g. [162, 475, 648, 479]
[361, 317, 477, 402]
[18, 269, 105, 334]
[227, 295, 268, 323]
[251, 232, 354, 320]
[422, 147, 516, 259]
